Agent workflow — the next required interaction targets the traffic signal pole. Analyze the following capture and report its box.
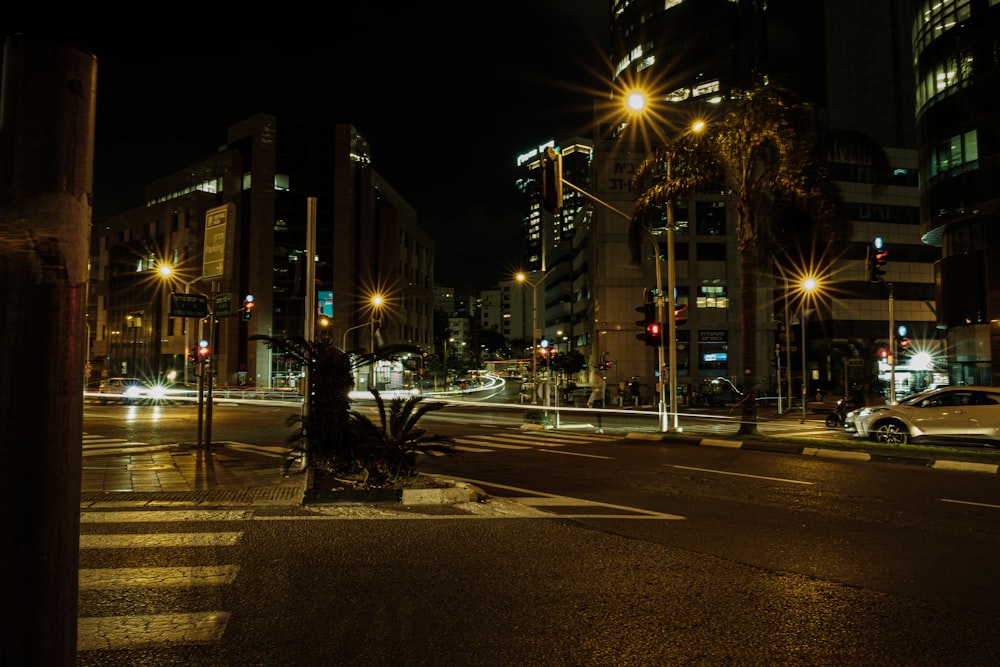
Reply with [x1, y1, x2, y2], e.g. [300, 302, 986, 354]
[888, 282, 896, 403]
[562, 178, 676, 432]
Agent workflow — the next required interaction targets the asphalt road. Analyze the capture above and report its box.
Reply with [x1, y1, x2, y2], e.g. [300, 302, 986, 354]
[76, 400, 1000, 664]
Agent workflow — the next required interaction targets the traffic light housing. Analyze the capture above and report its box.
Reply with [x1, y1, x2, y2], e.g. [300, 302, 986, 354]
[540, 146, 563, 213]
[646, 321, 662, 347]
[242, 294, 255, 320]
[896, 324, 911, 356]
[868, 236, 888, 282]
[636, 303, 656, 344]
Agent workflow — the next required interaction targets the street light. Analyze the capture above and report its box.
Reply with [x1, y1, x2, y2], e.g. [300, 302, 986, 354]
[625, 99, 705, 431]
[798, 276, 819, 423]
[623, 92, 706, 432]
[157, 264, 204, 386]
[516, 268, 556, 406]
[370, 294, 384, 391]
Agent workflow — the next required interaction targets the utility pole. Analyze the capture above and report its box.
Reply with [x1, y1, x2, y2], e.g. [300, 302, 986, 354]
[0, 36, 97, 665]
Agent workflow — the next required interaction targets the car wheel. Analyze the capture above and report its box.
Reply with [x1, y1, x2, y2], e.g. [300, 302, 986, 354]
[872, 419, 909, 444]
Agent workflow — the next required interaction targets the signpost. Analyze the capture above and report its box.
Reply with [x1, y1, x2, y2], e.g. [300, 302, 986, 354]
[213, 292, 233, 318]
[168, 293, 209, 318]
[202, 203, 234, 281]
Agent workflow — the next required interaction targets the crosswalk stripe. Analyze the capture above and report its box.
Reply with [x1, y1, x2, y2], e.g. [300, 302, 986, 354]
[77, 612, 230, 651]
[80, 532, 242, 549]
[78, 509, 245, 654]
[79, 565, 240, 589]
[452, 438, 530, 450]
[81, 509, 252, 523]
[459, 433, 612, 448]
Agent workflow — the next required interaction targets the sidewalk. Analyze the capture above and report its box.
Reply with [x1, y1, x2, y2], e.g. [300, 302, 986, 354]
[80, 443, 306, 508]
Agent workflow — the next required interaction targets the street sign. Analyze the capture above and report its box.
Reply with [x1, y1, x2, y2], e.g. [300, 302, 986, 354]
[214, 292, 233, 317]
[202, 203, 235, 281]
[169, 293, 209, 318]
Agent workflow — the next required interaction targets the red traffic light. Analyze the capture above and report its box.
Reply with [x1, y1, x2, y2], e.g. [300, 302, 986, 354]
[646, 322, 662, 346]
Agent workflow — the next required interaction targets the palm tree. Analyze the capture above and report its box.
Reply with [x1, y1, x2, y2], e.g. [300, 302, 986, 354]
[631, 84, 890, 434]
[249, 334, 440, 478]
[350, 389, 456, 486]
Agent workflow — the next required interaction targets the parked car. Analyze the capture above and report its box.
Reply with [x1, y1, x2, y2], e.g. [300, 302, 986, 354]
[843, 385, 1000, 446]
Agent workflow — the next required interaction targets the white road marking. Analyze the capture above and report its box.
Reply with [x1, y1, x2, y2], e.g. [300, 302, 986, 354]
[77, 612, 230, 651]
[80, 532, 242, 548]
[80, 510, 253, 523]
[667, 464, 814, 485]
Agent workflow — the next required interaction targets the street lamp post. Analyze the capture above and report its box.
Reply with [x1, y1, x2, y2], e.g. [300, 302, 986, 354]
[623, 94, 704, 432]
[799, 276, 818, 424]
[370, 295, 384, 392]
[341, 294, 384, 392]
[157, 265, 204, 386]
[516, 268, 556, 406]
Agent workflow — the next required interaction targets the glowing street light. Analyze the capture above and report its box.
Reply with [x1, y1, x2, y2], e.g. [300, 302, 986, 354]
[157, 263, 204, 386]
[798, 276, 819, 423]
[623, 91, 706, 431]
[516, 268, 556, 406]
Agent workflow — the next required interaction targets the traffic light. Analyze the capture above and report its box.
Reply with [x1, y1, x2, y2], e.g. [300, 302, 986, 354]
[868, 236, 888, 282]
[242, 294, 255, 320]
[195, 340, 210, 377]
[674, 303, 688, 325]
[636, 303, 656, 344]
[540, 146, 563, 213]
[646, 321, 662, 347]
[877, 345, 889, 362]
[896, 324, 911, 356]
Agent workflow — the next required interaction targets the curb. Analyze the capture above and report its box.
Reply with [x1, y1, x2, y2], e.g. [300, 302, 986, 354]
[624, 430, 1000, 474]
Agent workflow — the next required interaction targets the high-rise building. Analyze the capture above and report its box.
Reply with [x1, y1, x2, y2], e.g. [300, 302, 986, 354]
[911, 0, 1000, 385]
[553, 0, 934, 404]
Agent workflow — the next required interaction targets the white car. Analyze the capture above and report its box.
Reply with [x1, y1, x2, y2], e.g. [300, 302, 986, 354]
[843, 386, 1000, 446]
[96, 377, 165, 403]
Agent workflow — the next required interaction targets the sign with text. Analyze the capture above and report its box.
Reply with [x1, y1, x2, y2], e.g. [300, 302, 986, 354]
[168, 293, 209, 318]
[202, 203, 235, 281]
[214, 292, 233, 318]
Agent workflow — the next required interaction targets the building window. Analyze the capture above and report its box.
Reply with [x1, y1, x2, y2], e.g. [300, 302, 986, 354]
[696, 201, 726, 235]
[697, 330, 728, 377]
[925, 129, 978, 182]
[695, 243, 727, 261]
[696, 285, 728, 310]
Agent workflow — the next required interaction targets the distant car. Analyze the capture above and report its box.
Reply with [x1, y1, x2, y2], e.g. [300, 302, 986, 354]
[843, 386, 1000, 446]
[96, 377, 149, 404]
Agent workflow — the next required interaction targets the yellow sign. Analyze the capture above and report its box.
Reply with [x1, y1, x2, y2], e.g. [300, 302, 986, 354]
[202, 204, 234, 280]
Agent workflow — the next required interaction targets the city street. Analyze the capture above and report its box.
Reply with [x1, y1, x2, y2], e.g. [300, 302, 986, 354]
[76, 399, 1000, 664]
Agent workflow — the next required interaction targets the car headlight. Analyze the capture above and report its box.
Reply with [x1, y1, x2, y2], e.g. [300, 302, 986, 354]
[146, 385, 167, 399]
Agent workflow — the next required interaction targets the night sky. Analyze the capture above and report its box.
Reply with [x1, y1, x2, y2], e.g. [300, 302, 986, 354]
[3, 5, 610, 292]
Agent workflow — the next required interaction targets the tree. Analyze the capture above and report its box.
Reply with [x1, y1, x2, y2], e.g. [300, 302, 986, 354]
[631, 84, 890, 435]
[249, 334, 449, 483]
[350, 390, 456, 486]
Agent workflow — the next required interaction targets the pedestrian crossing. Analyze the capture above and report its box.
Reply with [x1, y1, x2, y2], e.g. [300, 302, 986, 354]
[451, 430, 619, 453]
[82, 433, 157, 455]
[77, 509, 250, 654]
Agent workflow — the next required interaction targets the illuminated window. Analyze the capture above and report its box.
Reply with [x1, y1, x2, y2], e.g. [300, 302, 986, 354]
[926, 130, 978, 180]
[696, 285, 728, 310]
